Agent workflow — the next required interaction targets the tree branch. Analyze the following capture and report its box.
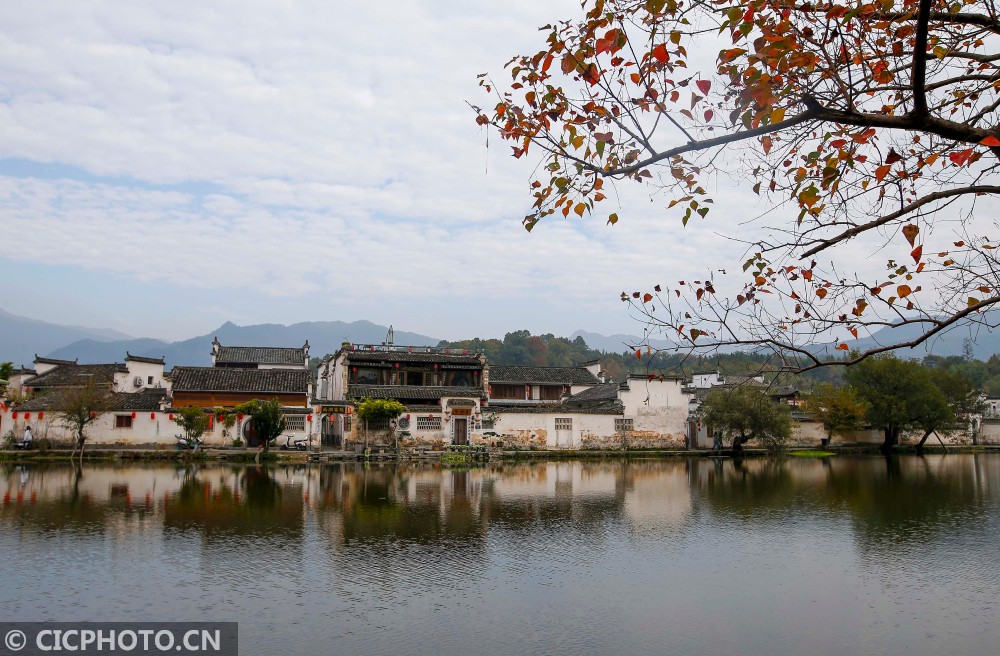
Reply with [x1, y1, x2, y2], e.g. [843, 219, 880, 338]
[801, 186, 1000, 257]
[911, 0, 933, 117]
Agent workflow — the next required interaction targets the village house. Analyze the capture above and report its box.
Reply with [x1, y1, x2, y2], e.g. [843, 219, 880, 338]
[0, 353, 171, 445]
[313, 346, 693, 451]
[169, 340, 313, 447]
[314, 344, 487, 449]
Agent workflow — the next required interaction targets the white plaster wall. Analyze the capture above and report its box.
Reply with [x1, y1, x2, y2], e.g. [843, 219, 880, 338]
[475, 412, 617, 448]
[121, 360, 168, 391]
[2, 409, 174, 445]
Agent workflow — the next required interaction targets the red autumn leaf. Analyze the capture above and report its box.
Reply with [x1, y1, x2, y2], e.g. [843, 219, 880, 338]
[762, 135, 772, 155]
[980, 136, 1000, 147]
[949, 149, 973, 166]
[836, 343, 850, 351]
[816, 288, 828, 299]
[635, 349, 642, 360]
[582, 63, 600, 85]
[696, 79, 711, 95]
[884, 148, 902, 165]
[642, 293, 653, 303]
[830, 139, 847, 149]
[874, 165, 891, 182]
[902, 224, 919, 246]
[910, 245, 922, 264]
[651, 43, 669, 63]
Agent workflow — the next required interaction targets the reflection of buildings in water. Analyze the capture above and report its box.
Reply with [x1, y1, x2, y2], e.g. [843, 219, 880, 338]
[0, 464, 318, 563]
[621, 461, 693, 531]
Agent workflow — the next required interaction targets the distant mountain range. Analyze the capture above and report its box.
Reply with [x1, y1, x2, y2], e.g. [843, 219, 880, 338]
[0, 307, 134, 367]
[1, 307, 997, 370]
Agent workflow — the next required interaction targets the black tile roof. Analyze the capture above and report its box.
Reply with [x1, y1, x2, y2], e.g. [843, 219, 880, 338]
[565, 383, 619, 403]
[215, 346, 306, 366]
[16, 388, 167, 412]
[25, 364, 126, 388]
[34, 356, 77, 366]
[125, 352, 165, 365]
[489, 365, 600, 385]
[490, 400, 624, 415]
[347, 385, 485, 400]
[346, 350, 482, 366]
[171, 367, 310, 394]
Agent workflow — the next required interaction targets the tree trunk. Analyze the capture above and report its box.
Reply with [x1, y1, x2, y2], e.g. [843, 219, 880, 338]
[731, 432, 749, 454]
[881, 427, 899, 454]
[916, 429, 933, 452]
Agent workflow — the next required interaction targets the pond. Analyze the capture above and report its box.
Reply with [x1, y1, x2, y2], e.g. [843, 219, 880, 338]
[1, 455, 999, 655]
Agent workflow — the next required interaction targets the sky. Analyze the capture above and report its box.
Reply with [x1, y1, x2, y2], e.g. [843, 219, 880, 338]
[0, 0, 826, 343]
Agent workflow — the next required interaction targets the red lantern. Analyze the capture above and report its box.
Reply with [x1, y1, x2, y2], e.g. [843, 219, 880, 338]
[444, 348, 450, 354]
[209, 415, 214, 429]
[12, 412, 18, 419]
[150, 412, 155, 420]
[394, 362, 399, 369]
[38, 412, 44, 420]
[407, 347, 412, 353]
[90, 412, 97, 418]
[131, 412, 136, 419]
[237, 413, 244, 421]
[24, 412, 31, 420]
[427, 414, 433, 419]
[307, 415, 313, 422]
[433, 363, 438, 370]
[218, 414, 224, 422]
[169, 413, 175, 420]
[351, 367, 357, 373]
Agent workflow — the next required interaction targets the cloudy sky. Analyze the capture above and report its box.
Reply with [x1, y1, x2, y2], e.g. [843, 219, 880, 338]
[0, 0, 764, 342]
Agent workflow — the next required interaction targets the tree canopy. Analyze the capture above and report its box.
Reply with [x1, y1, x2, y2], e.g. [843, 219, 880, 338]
[701, 385, 793, 452]
[235, 398, 286, 453]
[51, 379, 113, 459]
[478, 0, 1000, 371]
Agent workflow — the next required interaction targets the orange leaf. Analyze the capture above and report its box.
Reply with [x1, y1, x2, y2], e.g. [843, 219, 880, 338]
[902, 224, 919, 246]
[897, 284, 912, 298]
[836, 343, 850, 351]
[874, 165, 891, 182]
[636, 349, 642, 360]
[910, 245, 922, 264]
[651, 44, 669, 63]
[980, 136, 1000, 147]
[816, 288, 828, 299]
[642, 293, 653, 303]
[762, 136, 772, 155]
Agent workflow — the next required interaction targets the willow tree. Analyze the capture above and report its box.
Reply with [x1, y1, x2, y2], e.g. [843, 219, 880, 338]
[477, 0, 1000, 370]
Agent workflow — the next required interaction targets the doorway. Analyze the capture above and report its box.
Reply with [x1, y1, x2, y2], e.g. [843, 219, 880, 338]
[453, 418, 468, 445]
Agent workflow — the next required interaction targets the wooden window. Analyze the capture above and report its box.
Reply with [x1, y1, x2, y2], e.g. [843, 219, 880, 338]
[355, 368, 380, 384]
[115, 415, 133, 429]
[555, 418, 572, 431]
[404, 370, 426, 386]
[343, 416, 352, 432]
[416, 416, 441, 430]
[539, 385, 563, 401]
[446, 370, 474, 387]
[491, 384, 523, 400]
[284, 416, 306, 431]
[615, 418, 634, 432]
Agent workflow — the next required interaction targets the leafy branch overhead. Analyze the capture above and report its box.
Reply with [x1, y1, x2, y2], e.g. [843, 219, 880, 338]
[478, 0, 1000, 370]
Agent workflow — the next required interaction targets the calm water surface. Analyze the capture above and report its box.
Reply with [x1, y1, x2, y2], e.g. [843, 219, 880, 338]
[1, 456, 998, 655]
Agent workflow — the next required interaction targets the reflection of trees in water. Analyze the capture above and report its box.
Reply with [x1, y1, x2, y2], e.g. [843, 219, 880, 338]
[163, 465, 302, 542]
[696, 455, 993, 555]
[697, 458, 798, 518]
[825, 455, 989, 555]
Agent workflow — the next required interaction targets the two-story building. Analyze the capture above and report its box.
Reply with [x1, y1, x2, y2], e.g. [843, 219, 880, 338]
[168, 340, 313, 446]
[314, 344, 487, 449]
[0, 353, 171, 445]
